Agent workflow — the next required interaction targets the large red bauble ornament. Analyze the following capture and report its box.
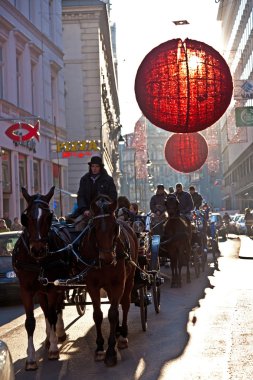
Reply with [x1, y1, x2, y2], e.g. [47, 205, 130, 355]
[164, 133, 208, 173]
[135, 38, 233, 133]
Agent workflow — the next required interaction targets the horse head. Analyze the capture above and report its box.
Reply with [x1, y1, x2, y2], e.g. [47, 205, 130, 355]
[90, 194, 119, 264]
[21, 186, 55, 259]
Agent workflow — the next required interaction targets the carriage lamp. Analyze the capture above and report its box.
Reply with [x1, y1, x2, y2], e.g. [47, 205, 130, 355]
[135, 38, 233, 133]
[164, 132, 208, 173]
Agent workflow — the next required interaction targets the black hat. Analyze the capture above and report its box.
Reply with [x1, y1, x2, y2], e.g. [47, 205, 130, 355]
[157, 184, 164, 189]
[88, 156, 104, 167]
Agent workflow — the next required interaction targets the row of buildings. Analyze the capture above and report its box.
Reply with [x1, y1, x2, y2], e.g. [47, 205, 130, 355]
[0, 0, 121, 220]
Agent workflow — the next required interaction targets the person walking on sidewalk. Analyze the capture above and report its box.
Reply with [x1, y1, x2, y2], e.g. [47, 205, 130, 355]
[244, 208, 253, 237]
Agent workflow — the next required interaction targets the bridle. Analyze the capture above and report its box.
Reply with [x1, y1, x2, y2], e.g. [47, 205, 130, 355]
[23, 196, 53, 257]
[91, 212, 120, 263]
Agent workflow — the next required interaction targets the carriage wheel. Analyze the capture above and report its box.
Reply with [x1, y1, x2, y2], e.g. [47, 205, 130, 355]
[152, 275, 161, 314]
[139, 286, 148, 331]
[75, 288, 87, 316]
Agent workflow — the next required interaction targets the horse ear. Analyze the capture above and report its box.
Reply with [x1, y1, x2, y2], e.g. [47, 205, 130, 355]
[21, 212, 28, 227]
[45, 186, 55, 203]
[21, 187, 30, 203]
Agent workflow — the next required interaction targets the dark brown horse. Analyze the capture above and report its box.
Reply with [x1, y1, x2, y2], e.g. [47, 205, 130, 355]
[160, 194, 191, 287]
[12, 187, 71, 370]
[77, 194, 138, 367]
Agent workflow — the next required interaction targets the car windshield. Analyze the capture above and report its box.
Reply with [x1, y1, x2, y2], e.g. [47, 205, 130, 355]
[0, 234, 20, 257]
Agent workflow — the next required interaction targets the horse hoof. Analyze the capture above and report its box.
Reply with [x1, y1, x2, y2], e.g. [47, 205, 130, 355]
[58, 333, 67, 343]
[104, 354, 117, 367]
[94, 350, 106, 361]
[117, 336, 128, 350]
[25, 361, 38, 371]
[48, 351, 60, 360]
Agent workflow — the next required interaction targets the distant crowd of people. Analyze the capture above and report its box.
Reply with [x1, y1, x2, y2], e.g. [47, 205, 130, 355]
[0, 212, 23, 233]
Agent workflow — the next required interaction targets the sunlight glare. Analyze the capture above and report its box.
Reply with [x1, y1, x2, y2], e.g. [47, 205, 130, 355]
[134, 357, 146, 379]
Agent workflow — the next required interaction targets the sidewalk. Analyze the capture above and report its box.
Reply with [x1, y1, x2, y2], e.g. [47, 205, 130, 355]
[238, 234, 253, 259]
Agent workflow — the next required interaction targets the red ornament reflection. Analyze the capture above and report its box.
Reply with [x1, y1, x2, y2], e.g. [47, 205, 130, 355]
[164, 133, 208, 173]
[135, 38, 233, 133]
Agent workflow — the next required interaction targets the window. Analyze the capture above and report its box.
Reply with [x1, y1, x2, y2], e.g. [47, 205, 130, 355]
[16, 53, 22, 107]
[33, 159, 41, 193]
[53, 163, 61, 189]
[18, 153, 27, 188]
[0, 46, 4, 99]
[2, 149, 11, 193]
[31, 62, 37, 114]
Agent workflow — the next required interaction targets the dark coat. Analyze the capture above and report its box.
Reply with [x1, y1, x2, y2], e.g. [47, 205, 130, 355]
[77, 168, 117, 213]
[191, 192, 203, 210]
[176, 191, 194, 214]
[150, 192, 167, 213]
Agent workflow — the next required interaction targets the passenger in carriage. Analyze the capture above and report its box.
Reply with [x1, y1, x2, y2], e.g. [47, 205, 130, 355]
[175, 183, 194, 223]
[150, 184, 168, 215]
[116, 196, 131, 221]
[70, 156, 117, 219]
[189, 185, 203, 210]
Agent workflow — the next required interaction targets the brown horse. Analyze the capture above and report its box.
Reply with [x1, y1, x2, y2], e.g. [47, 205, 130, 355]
[77, 194, 138, 367]
[160, 194, 191, 287]
[12, 187, 71, 370]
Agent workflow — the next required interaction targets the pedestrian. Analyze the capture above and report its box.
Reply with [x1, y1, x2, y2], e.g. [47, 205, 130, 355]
[3, 212, 12, 229]
[244, 208, 253, 237]
[189, 185, 203, 210]
[0, 219, 10, 232]
[74, 155, 118, 218]
[175, 183, 194, 222]
[150, 184, 167, 214]
[10, 217, 23, 231]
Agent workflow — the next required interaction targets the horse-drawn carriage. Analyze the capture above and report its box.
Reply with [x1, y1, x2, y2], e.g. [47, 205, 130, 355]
[13, 187, 164, 370]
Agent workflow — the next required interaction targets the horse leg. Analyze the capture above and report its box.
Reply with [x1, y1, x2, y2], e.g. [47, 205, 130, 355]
[56, 292, 66, 342]
[170, 257, 177, 288]
[89, 288, 105, 361]
[185, 245, 191, 284]
[37, 292, 50, 349]
[45, 293, 61, 360]
[105, 298, 120, 367]
[117, 275, 134, 350]
[20, 288, 37, 371]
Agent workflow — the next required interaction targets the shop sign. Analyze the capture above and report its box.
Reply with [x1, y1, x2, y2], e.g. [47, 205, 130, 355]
[5, 122, 40, 142]
[235, 106, 253, 127]
[51, 140, 100, 159]
[234, 80, 253, 100]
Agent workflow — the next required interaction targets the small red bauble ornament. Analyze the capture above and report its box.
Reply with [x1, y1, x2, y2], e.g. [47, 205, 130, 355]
[164, 133, 208, 173]
[135, 38, 233, 133]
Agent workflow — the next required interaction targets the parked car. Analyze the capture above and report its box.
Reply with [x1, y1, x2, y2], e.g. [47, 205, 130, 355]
[0, 231, 22, 303]
[209, 212, 227, 240]
[235, 215, 247, 235]
[0, 340, 15, 380]
[229, 214, 244, 234]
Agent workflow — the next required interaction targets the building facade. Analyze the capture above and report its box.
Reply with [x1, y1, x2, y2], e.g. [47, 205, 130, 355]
[218, 0, 253, 211]
[62, 0, 121, 196]
[0, 0, 68, 221]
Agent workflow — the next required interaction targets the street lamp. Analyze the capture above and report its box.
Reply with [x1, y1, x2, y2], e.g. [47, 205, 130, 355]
[118, 134, 125, 145]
